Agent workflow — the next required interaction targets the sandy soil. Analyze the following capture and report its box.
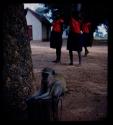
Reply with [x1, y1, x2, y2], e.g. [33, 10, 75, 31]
[30, 40, 107, 121]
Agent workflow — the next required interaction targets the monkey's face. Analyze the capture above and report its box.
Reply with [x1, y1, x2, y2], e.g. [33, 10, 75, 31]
[41, 72, 54, 88]
[41, 72, 49, 88]
[41, 68, 55, 88]
[42, 72, 49, 81]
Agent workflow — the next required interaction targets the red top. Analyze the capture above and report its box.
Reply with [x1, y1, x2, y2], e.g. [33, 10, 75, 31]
[82, 22, 91, 33]
[52, 19, 64, 32]
[69, 18, 81, 33]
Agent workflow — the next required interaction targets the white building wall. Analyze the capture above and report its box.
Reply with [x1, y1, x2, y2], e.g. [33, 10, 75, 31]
[26, 11, 42, 41]
[42, 24, 48, 40]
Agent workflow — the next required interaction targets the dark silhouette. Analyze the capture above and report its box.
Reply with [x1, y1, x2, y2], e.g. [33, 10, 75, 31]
[50, 11, 64, 63]
[67, 12, 82, 65]
[82, 19, 93, 56]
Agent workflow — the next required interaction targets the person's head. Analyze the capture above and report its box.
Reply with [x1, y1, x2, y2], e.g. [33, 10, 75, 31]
[76, 3, 82, 12]
[71, 10, 82, 21]
[53, 10, 63, 20]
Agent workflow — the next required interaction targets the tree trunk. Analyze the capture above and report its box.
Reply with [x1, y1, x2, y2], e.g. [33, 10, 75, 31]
[2, 4, 35, 120]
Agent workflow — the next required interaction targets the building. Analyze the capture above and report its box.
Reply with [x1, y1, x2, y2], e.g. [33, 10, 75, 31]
[26, 8, 51, 41]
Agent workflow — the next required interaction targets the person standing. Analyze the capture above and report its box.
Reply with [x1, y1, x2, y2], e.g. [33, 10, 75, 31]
[50, 13, 64, 63]
[67, 13, 82, 65]
[82, 20, 92, 56]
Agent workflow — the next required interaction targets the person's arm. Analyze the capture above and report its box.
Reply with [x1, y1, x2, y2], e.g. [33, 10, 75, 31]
[60, 19, 64, 34]
[61, 23, 64, 34]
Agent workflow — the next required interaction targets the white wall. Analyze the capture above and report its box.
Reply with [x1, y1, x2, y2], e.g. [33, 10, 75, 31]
[26, 11, 42, 41]
[42, 24, 47, 40]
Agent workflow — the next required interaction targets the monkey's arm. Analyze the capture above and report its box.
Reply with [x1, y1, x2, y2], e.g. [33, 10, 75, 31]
[34, 91, 50, 99]
[50, 81, 63, 98]
[26, 90, 43, 103]
[33, 90, 42, 97]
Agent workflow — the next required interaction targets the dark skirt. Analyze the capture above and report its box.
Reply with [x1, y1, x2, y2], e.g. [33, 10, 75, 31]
[50, 31, 62, 49]
[67, 31, 82, 52]
[82, 33, 93, 47]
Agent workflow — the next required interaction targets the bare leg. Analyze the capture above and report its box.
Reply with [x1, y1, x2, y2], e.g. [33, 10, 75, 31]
[56, 48, 61, 62]
[78, 51, 81, 65]
[69, 50, 73, 65]
[53, 48, 61, 63]
[84, 46, 89, 56]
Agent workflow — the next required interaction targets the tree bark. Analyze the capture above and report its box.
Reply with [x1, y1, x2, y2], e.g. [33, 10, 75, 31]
[2, 4, 35, 120]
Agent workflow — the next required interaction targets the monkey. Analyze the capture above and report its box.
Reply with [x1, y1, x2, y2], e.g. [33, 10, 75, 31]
[26, 67, 67, 120]
[30, 67, 67, 100]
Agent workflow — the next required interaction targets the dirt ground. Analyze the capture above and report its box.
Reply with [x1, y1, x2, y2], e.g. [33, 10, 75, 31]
[30, 40, 107, 121]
